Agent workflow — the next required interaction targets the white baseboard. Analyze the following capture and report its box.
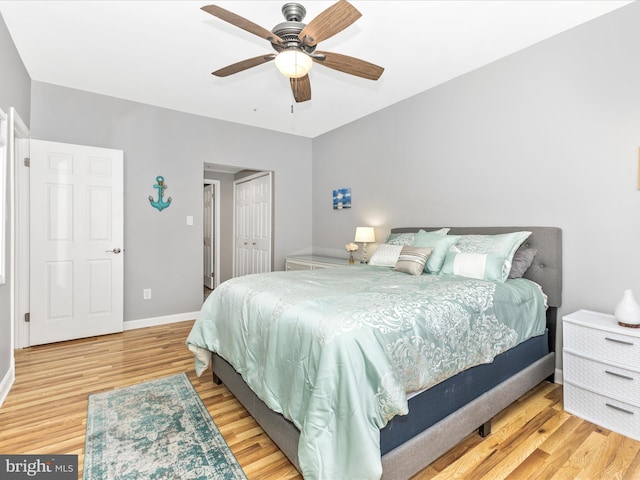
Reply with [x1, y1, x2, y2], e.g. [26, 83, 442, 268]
[124, 311, 199, 331]
[5, 313, 195, 405]
[0, 358, 16, 408]
[555, 368, 563, 384]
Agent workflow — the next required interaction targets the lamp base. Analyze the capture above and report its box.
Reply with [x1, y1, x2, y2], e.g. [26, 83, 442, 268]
[361, 243, 368, 264]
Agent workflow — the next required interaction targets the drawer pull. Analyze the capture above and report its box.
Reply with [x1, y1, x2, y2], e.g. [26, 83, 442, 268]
[605, 337, 634, 346]
[606, 403, 634, 415]
[605, 370, 634, 381]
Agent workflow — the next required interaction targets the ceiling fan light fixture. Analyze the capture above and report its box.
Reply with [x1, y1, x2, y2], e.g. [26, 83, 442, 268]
[275, 50, 313, 78]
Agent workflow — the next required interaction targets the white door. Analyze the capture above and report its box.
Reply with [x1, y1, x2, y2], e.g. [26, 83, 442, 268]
[233, 172, 272, 277]
[250, 173, 272, 273]
[29, 140, 124, 346]
[234, 180, 251, 277]
[203, 184, 214, 289]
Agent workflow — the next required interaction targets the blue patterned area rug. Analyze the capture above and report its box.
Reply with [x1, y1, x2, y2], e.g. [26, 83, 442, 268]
[84, 373, 247, 480]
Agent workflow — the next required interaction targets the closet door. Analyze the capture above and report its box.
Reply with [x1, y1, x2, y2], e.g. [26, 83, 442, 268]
[233, 172, 272, 277]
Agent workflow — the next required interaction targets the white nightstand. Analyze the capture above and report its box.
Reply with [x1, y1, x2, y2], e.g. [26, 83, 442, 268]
[285, 255, 349, 271]
[563, 309, 640, 440]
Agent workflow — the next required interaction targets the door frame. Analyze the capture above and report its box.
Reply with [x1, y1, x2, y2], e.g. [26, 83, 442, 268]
[203, 179, 221, 289]
[9, 108, 29, 349]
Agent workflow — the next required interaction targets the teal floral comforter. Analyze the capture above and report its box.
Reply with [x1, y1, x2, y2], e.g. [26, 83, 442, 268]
[186, 265, 546, 480]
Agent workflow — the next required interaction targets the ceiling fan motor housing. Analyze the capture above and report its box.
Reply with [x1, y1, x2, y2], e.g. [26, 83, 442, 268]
[282, 3, 306, 22]
[271, 3, 316, 54]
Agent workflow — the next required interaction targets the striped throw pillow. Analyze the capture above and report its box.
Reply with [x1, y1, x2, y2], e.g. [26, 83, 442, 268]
[393, 246, 434, 276]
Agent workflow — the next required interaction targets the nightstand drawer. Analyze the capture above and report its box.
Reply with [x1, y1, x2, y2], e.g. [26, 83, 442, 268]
[564, 382, 640, 440]
[286, 261, 311, 271]
[285, 255, 347, 270]
[564, 321, 640, 366]
[563, 351, 640, 406]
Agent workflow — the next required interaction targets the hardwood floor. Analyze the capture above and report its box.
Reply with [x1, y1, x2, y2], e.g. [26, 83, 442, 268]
[1, 320, 639, 480]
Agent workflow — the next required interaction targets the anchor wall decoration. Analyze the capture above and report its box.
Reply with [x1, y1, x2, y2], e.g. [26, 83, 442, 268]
[148, 175, 172, 212]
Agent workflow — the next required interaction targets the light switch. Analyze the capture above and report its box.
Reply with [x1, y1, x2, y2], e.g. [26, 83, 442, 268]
[186, 216, 194, 226]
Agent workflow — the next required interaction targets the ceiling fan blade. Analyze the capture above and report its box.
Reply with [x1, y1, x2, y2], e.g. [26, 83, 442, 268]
[313, 51, 384, 80]
[213, 54, 276, 77]
[201, 4, 283, 45]
[298, 0, 361, 47]
[290, 75, 311, 103]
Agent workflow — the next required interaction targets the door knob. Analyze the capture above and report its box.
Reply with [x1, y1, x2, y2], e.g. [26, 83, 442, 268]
[106, 248, 122, 254]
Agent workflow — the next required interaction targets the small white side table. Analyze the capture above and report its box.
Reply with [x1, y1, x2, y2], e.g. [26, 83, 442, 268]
[563, 309, 640, 440]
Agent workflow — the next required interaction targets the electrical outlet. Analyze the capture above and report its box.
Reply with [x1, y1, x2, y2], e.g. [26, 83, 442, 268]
[143, 288, 152, 300]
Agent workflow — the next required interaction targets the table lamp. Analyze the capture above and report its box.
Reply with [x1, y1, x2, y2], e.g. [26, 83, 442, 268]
[354, 227, 376, 263]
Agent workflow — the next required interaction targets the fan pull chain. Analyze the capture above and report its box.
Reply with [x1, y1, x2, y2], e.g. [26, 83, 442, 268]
[291, 76, 297, 112]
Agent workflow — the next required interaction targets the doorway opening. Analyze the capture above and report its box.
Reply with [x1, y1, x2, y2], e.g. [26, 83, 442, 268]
[203, 179, 220, 302]
[202, 163, 273, 299]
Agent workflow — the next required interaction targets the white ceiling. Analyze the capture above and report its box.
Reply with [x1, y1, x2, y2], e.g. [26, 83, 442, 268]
[0, 1, 632, 138]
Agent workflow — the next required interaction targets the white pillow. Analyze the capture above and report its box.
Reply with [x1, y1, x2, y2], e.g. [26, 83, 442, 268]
[441, 252, 506, 281]
[368, 244, 403, 267]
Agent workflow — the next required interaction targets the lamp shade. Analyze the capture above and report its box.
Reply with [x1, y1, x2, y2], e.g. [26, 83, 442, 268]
[274, 50, 313, 79]
[354, 227, 375, 243]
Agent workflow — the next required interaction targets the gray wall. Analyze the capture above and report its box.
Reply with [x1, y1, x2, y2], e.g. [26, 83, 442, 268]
[0, 12, 30, 395]
[30, 82, 312, 322]
[0, 14, 30, 124]
[312, 3, 640, 327]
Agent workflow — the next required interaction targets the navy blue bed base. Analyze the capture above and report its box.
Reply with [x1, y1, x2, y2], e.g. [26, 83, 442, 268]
[380, 330, 549, 454]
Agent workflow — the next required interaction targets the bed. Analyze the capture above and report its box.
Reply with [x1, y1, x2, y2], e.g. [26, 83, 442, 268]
[187, 226, 562, 480]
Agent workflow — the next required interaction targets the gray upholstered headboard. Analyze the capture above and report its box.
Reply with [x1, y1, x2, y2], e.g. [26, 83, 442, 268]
[391, 226, 562, 354]
[390, 226, 562, 308]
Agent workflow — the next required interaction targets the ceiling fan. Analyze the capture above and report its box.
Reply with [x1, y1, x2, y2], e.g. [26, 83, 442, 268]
[201, 0, 384, 103]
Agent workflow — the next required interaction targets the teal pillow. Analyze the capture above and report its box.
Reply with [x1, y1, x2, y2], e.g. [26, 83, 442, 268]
[385, 232, 416, 246]
[413, 229, 450, 245]
[447, 231, 532, 282]
[413, 231, 460, 273]
[386, 228, 449, 246]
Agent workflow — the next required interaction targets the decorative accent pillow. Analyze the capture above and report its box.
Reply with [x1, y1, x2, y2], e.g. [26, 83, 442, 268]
[393, 246, 434, 276]
[413, 231, 460, 274]
[441, 252, 507, 281]
[368, 244, 403, 267]
[446, 231, 532, 282]
[508, 246, 538, 279]
[385, 232, 416, 246]
[385, 228, 449, 246]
